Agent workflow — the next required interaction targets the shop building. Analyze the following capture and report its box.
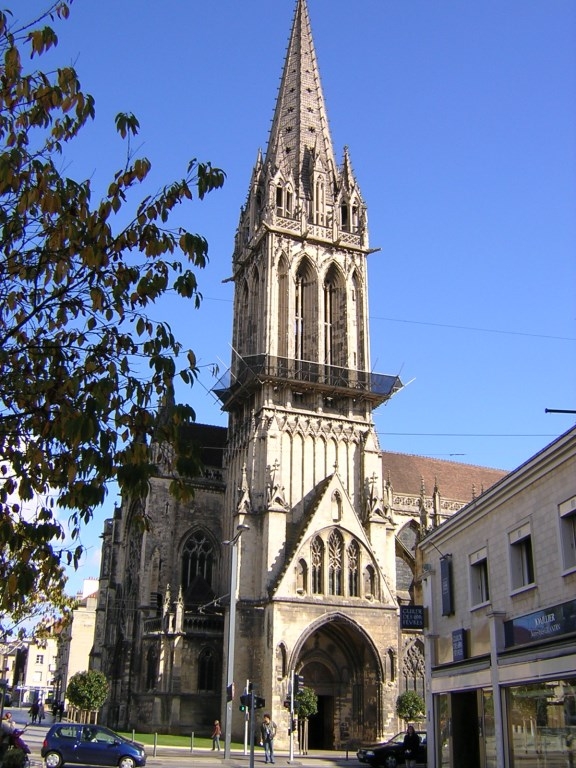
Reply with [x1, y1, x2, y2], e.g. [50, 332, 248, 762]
[419, 425, 576, 768]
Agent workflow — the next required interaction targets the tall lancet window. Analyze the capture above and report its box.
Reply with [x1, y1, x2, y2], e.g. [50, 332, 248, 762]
[311, 537, 324, 594]
[352, 269, 365, 371]
[248, 266, 260, 356]
[295, 258, 316, 362]
[323, 264, 347, 368]
[348, 540, 360, 597]
[328, 529, 344, 596]
[314, 177, 325, 226]
[238, 280, 250, 359]
[278, 255, 289, 360]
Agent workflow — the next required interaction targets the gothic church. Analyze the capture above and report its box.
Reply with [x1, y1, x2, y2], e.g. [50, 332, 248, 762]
[91, 0, 504, 749]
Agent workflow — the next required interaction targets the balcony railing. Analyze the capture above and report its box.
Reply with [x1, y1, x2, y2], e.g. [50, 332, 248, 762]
[143, 614, 224, 636]
[213, 355, 402, 407]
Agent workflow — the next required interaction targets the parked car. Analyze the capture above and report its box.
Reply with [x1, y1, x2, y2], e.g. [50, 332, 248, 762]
[358, 741, 389, 763]
[357, 730, 427, 768]
[41, 724, 147, 768]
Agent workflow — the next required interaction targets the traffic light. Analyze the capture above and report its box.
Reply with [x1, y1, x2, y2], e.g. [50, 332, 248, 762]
[293, 672, 304, 695]
[240, 693, 252, 711]
[254, 696, 266, 710]
[283, 699, 291, 710]
[289, 719, 297, 734]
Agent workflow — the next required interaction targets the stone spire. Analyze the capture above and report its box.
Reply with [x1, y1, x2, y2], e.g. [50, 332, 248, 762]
[265, 0, 337, 203]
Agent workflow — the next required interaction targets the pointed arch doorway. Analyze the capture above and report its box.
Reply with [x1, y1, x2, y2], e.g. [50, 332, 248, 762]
[293, 613, 384, 750]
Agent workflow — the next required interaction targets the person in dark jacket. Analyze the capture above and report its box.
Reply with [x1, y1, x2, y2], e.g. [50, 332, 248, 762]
[403, 725, 421, 768]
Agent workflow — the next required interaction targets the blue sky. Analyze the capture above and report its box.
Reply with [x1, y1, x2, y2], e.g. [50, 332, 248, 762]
[19, 1, 576, 593]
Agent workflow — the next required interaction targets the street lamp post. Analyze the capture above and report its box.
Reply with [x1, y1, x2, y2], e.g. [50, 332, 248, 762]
[223, 523, 250, 759]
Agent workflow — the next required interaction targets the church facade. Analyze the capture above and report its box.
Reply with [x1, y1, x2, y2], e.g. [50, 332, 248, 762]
[90, 0, 505, 749]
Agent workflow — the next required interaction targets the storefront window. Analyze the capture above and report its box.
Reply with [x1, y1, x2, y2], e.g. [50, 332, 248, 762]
[436, 693, 451, 768]
[482, 689, 497, 768]
[507, 679, 576, 768]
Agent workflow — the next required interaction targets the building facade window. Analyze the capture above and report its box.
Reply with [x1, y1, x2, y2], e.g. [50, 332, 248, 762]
[469, 547, 490, 607]
[509, 524, 535, 591]
[559, 495, 576, 572]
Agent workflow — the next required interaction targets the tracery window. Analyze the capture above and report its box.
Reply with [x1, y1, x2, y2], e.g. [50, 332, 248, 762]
[348, 541, 359, 596]
[328, 530, 343, 595]
[311, 537, 324, 594]
[182, 531, 214, 590]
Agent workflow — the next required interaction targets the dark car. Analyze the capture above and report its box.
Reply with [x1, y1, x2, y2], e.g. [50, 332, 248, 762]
[41, 724, 147, 768]
[357, 730, 427, 768]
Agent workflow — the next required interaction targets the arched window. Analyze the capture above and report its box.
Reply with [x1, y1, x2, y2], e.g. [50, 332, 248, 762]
[388, 649, 396, 683]
[352, 269, 365, 371]
[364, 564, 375, 598]
[237, 279, 250, 359]
[331, 491, 342, 523]
[198, 647, 218, 692]
[311, 537, 324, 594]
[328, 530, 343, 596]
[314, 177, 325, 226]
[276, 185, 293, 217]
[278, 255, 289, 359]
[146, 645, 158, 691]
[347, 541, 360, 597]
[248, 266, 260, 355]
[295, 258, 317, 362]
[323, 264, 346, 369]
[182, 531, 214, 590]
[276, 643, 288, 680]
[297, 558, 308, 593]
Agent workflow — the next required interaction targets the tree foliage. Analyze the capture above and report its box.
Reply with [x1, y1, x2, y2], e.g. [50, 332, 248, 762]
[66, 669, 109, 712]
[0, 2, 225, 636]
[395, 691, 425, 724]
[295, 686, 318, 720]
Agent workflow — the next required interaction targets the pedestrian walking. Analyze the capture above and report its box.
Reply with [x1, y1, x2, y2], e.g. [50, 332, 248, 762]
[259, 713, 277, 764]
[211, 720, 221, 751]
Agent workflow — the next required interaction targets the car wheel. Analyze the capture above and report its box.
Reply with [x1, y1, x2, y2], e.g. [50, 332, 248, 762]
[118, 757, 136, 768]
[383, 756, 398, 768]
[44, 751, 63, 768]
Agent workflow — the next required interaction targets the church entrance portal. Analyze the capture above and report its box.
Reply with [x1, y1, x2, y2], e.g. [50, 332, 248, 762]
[294, 614, 383, 750]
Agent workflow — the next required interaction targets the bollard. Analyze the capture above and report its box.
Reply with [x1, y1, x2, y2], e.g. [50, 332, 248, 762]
[153, 733, 157, 757]
[190, 732, 194, 753]
[132, 730, 135, 743]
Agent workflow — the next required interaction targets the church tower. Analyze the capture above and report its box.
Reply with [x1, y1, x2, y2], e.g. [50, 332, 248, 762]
[215, 0, 403, 747]
[90, 0, 507, 744]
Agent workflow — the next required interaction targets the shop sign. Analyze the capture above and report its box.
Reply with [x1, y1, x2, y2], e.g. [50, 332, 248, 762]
[452, 628, 468, 662]
[400, 605, 424, 630]
[504, 598, 576, 648]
